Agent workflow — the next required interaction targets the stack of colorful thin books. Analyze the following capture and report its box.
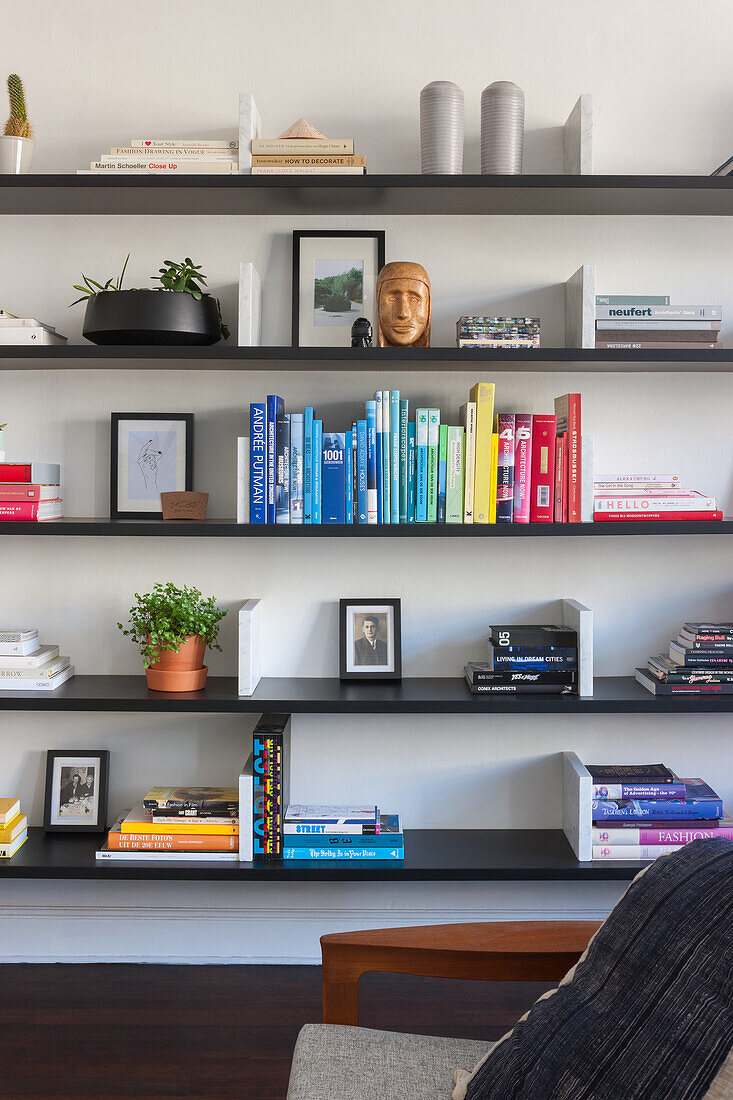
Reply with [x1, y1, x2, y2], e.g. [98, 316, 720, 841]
[456, 316, 540, 349]
[283, 805, 403, 861]
[97, 787, 239, 862]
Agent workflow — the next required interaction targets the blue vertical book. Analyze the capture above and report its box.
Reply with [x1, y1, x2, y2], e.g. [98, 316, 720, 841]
[356, 419, 368, 524]
[249, 402, 267, 524]
[416, 408, 429, 522]
[290, 413, 304, 524]
[275, 413, 290, 524]
[322, 432, 346, 524]
[266, 394, 284, 524]
[390, 391, 400, 524]
[375, 392, 383, 524]
[399, 399, 409, 524]
[381, 389, 391, 523]
[312, 420, 323, 524]
[345, 429, 353, 525]
[366, 400, 377, 524]
[303, 407, 314, 524]
[407, 421, 416, 523]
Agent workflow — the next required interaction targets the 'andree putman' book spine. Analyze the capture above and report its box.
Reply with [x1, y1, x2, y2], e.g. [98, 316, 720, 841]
[513, 413, 532, 523]
[249, 402, 266, 524]
[322, 433, 346, 523]
[266, 395, 283, 524]
[494, 413, 515, 523]
[275, 413, 290, 524]
[303, 407, 314, 524]
[366, 400, 377, 524]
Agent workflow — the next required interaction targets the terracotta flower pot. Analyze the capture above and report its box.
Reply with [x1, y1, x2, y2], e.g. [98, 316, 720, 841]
[145, 634, 207, 692]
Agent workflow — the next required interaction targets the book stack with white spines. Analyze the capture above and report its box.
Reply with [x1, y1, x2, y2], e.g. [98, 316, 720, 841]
[97, 787, 240, 861]
[595, 294, 722, 351]
[637, 622, 733, 695]
[79, 138, 239, 174]
[593, 474, 722, 524]
[465, 624, 578, 696]
[0, 310, 67, 346]
[0, 797, 28, 860]
[250, 118, 365, 175]
[0, 629, 73, 692]
[283, 806, 403, 861]
[589, 763, 729, 860]
[456, 316, 540, 350]
[0, 460, 62, 522]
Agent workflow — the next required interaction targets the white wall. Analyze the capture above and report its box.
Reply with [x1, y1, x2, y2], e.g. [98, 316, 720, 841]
[2, 0, 733, 961]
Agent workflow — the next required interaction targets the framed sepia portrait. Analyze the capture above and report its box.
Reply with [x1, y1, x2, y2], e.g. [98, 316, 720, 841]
[110, 413, 193, 520]
[43, 749, 110, 833]
[292, 230, 385, 348]
[339, 598, 402, 682]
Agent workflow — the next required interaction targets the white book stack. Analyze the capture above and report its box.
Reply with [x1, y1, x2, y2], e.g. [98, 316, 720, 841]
[78, 138, 239, 174]
[0, 312, 67, 346]
[0, 629, 74, 691]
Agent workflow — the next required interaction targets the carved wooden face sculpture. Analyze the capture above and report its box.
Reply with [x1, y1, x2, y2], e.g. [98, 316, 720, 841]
[377, 262, 431, 347]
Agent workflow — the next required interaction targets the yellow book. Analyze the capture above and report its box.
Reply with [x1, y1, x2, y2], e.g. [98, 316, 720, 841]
[0, 798, 20, 826]
[0, 812, 27, 844]
[469, 383, 496, 523]
[121, 802, 238, 836]
[489, 432, 499, 523]
[0, 830, 27, 858]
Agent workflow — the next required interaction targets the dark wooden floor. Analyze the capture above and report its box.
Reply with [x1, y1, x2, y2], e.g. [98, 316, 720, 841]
[2, 964, 553, 1100]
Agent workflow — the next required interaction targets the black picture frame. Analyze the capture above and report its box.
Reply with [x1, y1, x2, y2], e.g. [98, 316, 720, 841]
[110, 412, 194, 520]
[339, 598, 402, 682]
[43, 749, 110, 833]
[292, 229, 386, 347]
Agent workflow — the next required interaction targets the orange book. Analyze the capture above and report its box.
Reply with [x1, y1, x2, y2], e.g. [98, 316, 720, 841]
[0, 812, 28, 844]
[120, 802, 238, 835]
[107, 827, 238, 852]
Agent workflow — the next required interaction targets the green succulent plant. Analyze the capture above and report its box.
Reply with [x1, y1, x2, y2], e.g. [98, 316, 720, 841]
[152, 257, 230, 339]
[4, 74, 32, 139]
[117, 582, 227, 668]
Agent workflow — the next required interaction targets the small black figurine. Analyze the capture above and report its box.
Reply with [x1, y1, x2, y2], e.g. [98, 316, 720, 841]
[351, 317, 373, 347]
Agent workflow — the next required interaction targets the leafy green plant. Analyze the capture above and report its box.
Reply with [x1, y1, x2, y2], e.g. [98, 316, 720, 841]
[152, 257, 230, 339]
[117, 582, 227, 668]
[0, 423, 6, 430]
[70, 254, 129, 306]
[4, 74, 32, 139]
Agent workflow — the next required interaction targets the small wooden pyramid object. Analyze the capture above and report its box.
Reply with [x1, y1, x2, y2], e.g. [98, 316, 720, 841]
[278, 117, 327, 140]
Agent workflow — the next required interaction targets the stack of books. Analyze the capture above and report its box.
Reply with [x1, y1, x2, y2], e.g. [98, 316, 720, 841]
[593, 474, 722, 524]
[590, 764, 728, 860]
[0, 629, 73, 692]
[98, 787, 240, 862]
[637, 622, 733, 695]
[284, 806, 403, 861]
[250, 118, 365, 175]
[465, 623, 577, 695]
[456, 316, 540, 349]
[0, 310, 66, 346]
[248, 386, 591, 525]
[595, 295, 722, 351]
[0, 797, 28, 860]
[0, 461, 62, 522]
[78, 138, 238, 175]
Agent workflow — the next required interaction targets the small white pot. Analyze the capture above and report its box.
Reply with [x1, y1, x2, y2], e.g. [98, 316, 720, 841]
[0, 431, 5, 461]
[0, 136, 34, 174]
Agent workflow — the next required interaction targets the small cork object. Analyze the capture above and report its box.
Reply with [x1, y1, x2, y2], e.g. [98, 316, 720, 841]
[161, 491, 208, 521]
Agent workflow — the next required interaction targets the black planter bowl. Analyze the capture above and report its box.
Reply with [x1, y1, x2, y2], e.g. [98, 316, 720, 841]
[83, 289, 222, 345]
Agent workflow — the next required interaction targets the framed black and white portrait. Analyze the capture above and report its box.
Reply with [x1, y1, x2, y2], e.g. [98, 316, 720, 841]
[339, 599, 402, 682]
[43, 749, 110, 833]
[110, 413, 193, 520]
[292, 230, 385, 348]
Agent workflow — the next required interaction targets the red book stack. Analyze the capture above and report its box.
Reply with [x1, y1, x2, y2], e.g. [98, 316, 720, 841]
[0, 462, 63, 521]
[593, 474, 722, 523]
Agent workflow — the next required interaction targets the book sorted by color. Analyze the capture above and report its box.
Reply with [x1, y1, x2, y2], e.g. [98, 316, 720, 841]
[594, 293, 723, 351]
[637, 622, 733, 695]
[594, 473, 722, 524]
[78, 137, 239, 174]
[0, 628, 74, 691]
[0, 459, 63, 522]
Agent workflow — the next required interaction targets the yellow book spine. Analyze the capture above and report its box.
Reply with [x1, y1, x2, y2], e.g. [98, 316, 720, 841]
[121, 821, 238, 835]
[469, 383, 495, 522]
[459, 402, 477, 523]
[489, 433, 499, 523]
[0, 831, 27, 858]
[0, 813, 27, 843]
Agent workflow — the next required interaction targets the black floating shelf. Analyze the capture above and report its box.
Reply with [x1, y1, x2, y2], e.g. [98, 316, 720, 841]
[0, 674, 731, 714]
[3, 174, 733, 217]
[2, 518, 731, 537]
[3, 345, 733, 371]
[0, 828, 647, 882]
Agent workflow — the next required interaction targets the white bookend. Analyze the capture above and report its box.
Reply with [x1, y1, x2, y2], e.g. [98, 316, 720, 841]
[562, 751, 592, 861]
[238, 93, 262, 174]
[581, 435, 594, 523]
[237, 437, 249, 523]
[560, 598, 593, 697]
[238, 262, 262, 346]
[565, 264, 596, 349]
[563, 95, 594, 175]
[238, 752, 254, 861]
[238, 599, 261, 697]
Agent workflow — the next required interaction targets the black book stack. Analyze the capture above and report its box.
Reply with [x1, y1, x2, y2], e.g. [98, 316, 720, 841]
[465, 624, 577, 695]
[637, 622, 733, 695]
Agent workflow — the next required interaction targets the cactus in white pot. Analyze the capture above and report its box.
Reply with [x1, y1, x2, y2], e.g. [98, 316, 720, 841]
[0, 75, 34, 173]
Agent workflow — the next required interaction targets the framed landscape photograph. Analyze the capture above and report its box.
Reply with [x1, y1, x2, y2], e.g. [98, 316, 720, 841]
[43, 749, 110, 833]
[292, 230, 385, 347]
[339, 598, 402, 682]
[110, 413, 193, 520]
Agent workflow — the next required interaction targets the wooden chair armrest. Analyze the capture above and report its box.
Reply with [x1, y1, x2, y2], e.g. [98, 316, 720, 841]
[321, 920, 601, 1025]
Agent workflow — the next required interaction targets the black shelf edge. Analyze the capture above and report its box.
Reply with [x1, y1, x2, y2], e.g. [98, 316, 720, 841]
[3, 174, 733, 216]
[0, 674, 731, 713]
[0, 828, 646, 881]
[2, 518, 731, 537]
[2, 345, 733, 371]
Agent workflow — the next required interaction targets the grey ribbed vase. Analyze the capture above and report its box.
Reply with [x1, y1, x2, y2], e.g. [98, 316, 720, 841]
[420, 81, 464, 174]
[481, 81, 525, 174]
